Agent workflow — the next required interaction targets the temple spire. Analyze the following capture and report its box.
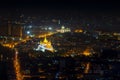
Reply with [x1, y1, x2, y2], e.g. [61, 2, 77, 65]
[43, 36, 48, 43]
[36, 36, 54, 52]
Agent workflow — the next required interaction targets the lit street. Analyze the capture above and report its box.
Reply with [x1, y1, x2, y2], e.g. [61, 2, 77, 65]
[14, 49, 23, 80]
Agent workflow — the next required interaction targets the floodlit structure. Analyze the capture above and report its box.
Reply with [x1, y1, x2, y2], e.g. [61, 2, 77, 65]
[56, 26, 71, 33]
[35, 37, 54, 52]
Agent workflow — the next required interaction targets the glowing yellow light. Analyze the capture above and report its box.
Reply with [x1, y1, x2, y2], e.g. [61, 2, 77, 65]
[43, 36, 48, 43]
[83, 49, 91, 56]
[79, 29, 83, 32]
[14, 50, 23, 80]
[75, 29, 83, 33]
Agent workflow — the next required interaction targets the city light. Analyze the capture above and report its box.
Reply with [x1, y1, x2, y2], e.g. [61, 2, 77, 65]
[14, 49, 23, 80]
[83, 49, 91, 56]
[29, 25, 32, 28]
[0, 1, 120, 80]
[48, 27, 52, 30]
[27, 31, 30, 34]
[75, 29, 83, 33]
[35, 36, 54, 52]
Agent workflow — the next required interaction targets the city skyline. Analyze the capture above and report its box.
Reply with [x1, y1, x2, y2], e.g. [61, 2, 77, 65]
[0, 1, 120, 80]
[0, 0, 120, 32]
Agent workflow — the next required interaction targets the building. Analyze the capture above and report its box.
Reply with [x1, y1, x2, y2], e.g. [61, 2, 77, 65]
[11, 25, 23, 37]
[0, 19, 11, 36]
[35, 37, 54, 52]
[0, 20, 23, 38]
[56, 26, 71, 33]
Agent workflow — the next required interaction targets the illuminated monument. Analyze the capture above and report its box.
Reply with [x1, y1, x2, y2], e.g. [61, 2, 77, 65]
[35, 37, 54, 52]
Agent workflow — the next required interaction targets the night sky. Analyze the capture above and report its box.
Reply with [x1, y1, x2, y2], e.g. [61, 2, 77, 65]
[0, 0, 120, 31]
[0, 0, 120, 15]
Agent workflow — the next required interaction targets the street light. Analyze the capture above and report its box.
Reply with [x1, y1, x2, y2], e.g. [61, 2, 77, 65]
[48, 27, 52, 30]
[27, 31, 30, 34]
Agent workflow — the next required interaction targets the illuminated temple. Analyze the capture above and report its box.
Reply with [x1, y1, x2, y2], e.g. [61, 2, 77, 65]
[35, 37, 54, 52]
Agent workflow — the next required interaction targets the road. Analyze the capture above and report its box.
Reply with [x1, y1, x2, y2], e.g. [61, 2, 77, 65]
[13, 32, 58, 80]
[14, 49, 23, 80]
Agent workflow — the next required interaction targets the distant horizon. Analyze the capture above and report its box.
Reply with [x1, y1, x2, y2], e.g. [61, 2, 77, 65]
[0, 0, 120, 32]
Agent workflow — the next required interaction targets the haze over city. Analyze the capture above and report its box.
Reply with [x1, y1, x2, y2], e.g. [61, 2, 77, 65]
[0, 0, 120, 80]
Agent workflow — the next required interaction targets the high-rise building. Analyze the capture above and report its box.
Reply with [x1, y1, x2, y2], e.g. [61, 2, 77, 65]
[11, 25, 23, 37]
[0, 20, 23, 37]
